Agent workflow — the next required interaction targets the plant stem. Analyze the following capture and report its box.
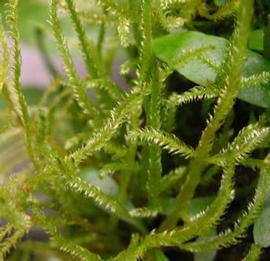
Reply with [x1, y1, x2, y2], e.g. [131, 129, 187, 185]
[148, 64, 162, 205]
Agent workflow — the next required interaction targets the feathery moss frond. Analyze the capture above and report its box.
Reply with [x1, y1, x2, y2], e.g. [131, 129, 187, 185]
[66, 176, 131, 218]
[117, 16, 133, 47]
[217, 124, 270, 164]
[95, 0, 125, 17]
[84, 78, 123, 102]
[156, 0, 185, 31]
[181, 152, 270, 252]
[0, 229, 26, 260]
[0, 224, 13, 242]
[199, 0, 239, 21]
[65, 0, 103, 78]
[168, 71, 270, 107]
[160, 0, 188, 9]
[241, 72, 270, 88]
[5, 0, 38, 169]
[104, 142, 128, 159]
[169, 85, 218, 107]
[129, 207, 160, 218]
[32, 208, 101, 261]
[161, 46, 216, 80]
[99, 162, 140, 177]
[94, 0, 133, 47]
[129, 128, 194, 158]
[0, 26, 8, 92]
[160, 159, 235, 234]
[160, 0, 201, 24]
[50, 0, 98, 118]
[67, 89, 145, 165]
[59, 2, 112, 25]
[159, 166, 186, 193]
[6, 0, 30, 127]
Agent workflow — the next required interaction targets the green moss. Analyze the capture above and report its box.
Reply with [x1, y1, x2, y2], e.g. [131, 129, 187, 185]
[1, 0, 270, 260]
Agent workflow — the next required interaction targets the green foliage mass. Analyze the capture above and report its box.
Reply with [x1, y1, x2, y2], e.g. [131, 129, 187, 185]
[0, 0, 270, 260]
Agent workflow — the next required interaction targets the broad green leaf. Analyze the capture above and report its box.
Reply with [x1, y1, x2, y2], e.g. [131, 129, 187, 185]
[159, 197, 177, 215]
[153, 31, 225, 86]
[0, 88, 43, 111]
[264, 23, 270, 60]
[100, 253, 114, 260]
[249, 30, 264, 52]
[0, 89, 43, 128]
[194, 228, 217, 261]
[23, 88, 44, 106]
[188, 197, 214, 217]
[153, 31, 270, 108]
[155, 250, 170, 261]
[253, 201, 270, 247]
[159, 196, 214, 216]
[79, 167, 146, 233]
[0, 94, 7, 111]
[0, 0, 48, 45]
[214, 0, 232, 6]
[79, 167, 119, 197]
[194, 249, 216, 261]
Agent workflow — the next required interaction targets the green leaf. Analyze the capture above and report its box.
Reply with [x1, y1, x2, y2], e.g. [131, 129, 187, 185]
[79, 167, 119, 197]
[159, 196, 214, 216]
[264, 23, 270, 60]
[214, 0, 232, 6]
[23, 88, 44, 105]
[187, 197, 214, 217]
[253, 201, 270, 247]
[0, 94, 7, 111]
[249, 30, 264, 52]
[155, 250, 170, 261]
[153, 31, 224, 86]
[0, 0, 48, 45]
[79, 167, 147, 233]
[194, 228, 217, 261]
[153, 31, 270, 108]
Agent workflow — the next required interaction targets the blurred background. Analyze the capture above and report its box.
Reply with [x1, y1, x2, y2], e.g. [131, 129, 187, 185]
[0, 0, 114, 105]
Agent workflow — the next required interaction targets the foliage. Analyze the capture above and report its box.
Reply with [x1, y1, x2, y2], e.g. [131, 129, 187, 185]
[0, 0, 269, 260]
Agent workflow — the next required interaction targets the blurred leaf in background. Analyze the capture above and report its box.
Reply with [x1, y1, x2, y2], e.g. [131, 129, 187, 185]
[0, 0, 48, 45]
